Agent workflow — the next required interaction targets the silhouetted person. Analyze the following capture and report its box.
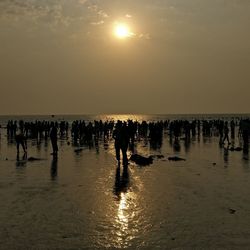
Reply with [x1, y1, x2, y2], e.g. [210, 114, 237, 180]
[242, 120, 250, 153]
[222, 121, 230, 144]
[230, 120, 235, 139]
[218, 121, 224, 143]
[15, 132, 27, 153]
[113, 121, 129, 165]
[50, 123, 58, 155]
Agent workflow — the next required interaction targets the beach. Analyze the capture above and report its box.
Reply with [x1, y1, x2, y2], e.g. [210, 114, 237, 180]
[0, 115, 250, 249]
[2, 0, 250, 248]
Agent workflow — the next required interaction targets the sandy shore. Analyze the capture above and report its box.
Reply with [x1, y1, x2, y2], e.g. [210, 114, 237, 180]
[0, 127, 250, 249]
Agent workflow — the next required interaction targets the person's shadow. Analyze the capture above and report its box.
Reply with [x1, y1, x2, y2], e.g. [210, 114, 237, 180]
[50, 156, 58, 181]
[113, 163, 130, 200]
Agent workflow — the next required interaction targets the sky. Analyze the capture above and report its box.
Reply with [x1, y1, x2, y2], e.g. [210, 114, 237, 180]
[0, 0, 250, 115]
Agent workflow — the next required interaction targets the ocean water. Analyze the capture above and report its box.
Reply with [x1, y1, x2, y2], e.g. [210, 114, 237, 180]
[0, 114, 250, 249]
[0, 113, 249, 127]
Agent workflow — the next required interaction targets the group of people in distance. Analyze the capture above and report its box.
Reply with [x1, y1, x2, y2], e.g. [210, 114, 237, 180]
[15, 122, 58, 156]
[14, 119, 130, 164]
[8, 118, 250, 164]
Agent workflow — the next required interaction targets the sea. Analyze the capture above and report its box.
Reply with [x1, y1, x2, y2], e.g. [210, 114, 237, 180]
[0, 114, 250, 249]
[0, 113, 249, 127]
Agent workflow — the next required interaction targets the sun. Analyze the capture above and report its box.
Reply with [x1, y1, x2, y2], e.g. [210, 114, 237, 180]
[114, 23, 133, 39]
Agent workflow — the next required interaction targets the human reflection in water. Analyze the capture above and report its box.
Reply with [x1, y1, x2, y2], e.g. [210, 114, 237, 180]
[113, 164, 130, 200]
[184, 137, 191, 153]
[173, 138, 181, 152]
[242, 140, 249, 161]
[50, 156, 58, 180]
[16, 152, 27, 167]
[223, 146, 229, 167]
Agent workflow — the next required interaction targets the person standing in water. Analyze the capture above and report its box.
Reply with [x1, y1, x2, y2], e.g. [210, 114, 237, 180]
[113, 121, 129, 165]
[222, 121, 230, 144]
[15, 132, 27, 154]
[50, 123, 58, 155]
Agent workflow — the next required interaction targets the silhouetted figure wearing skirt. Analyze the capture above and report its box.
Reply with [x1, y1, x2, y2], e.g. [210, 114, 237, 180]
[50, 124, 58, 155]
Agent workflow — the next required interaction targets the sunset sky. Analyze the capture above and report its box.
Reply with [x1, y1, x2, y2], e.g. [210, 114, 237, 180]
[0, 0, 250, 115]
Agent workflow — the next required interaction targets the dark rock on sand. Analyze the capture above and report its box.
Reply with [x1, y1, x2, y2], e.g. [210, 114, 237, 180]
[27, 157, 43, 161]
[130, 154, 153, 166]
[74, 148, 84, 153]
[150, 154, 165, 159]
[229, 147, 243, 152]
[168, 156, 186, 161]
[228, 208, 236, 214]
[234, 147, 243, 151]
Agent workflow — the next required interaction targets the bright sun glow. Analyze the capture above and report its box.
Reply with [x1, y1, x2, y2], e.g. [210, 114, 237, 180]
[114, 23, 133, 39]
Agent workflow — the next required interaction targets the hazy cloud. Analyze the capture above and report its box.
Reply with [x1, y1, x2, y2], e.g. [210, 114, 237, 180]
[1, 0, 250, 114]
[91, 20, 104, 26]
[0, 0, 90, 28]
[125, 14, 132, 18]
[138, 33, 151, 40]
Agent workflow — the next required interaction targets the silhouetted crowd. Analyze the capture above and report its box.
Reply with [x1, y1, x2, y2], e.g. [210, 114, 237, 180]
[2, 118, 250, 161]
[7, 120, 69, 139]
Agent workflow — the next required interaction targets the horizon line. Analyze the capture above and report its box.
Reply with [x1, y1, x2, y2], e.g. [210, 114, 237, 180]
[0, 112, 250, 117]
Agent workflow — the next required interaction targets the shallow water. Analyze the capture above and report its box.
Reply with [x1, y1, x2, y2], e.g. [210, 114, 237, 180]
[0, 116, 250, 249]
[0, 113, 249, 127]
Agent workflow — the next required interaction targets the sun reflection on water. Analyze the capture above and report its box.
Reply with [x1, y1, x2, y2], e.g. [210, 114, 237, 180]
[117, 192, 129, 231]
[111, 165, 140, 248]
[105, 114, 147, 122]
[114, 191, 138, 247]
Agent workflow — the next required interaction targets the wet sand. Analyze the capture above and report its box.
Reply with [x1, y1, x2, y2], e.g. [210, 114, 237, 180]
[0, 129, 250, 249]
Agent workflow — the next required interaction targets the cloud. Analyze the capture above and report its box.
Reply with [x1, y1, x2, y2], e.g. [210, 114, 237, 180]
[91, 20, 104, 26]
[87, 3, 109, 21]
[0, 0, 153, 41]
[0, 0, 90, 28]
[97, 10, 108, 18]
[78, 0, 88, 4]
[125, 14, 132, 18]
[138, 33, 151, 40]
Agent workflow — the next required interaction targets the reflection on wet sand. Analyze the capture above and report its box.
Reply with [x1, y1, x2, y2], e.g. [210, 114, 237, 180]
[114, 164, 129, 198]
[16, 152, 27, 168]
[1, 116, 250, 249]
[112, 164, 138, 247]
[50, 156, 58, 180]
[114, 164, 130, 244]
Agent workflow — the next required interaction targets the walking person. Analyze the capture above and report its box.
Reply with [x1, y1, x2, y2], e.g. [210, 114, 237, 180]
[222, 121, 230, 144]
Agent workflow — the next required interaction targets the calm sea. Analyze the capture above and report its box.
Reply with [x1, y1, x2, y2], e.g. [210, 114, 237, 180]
[0, 113, 249, 127]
